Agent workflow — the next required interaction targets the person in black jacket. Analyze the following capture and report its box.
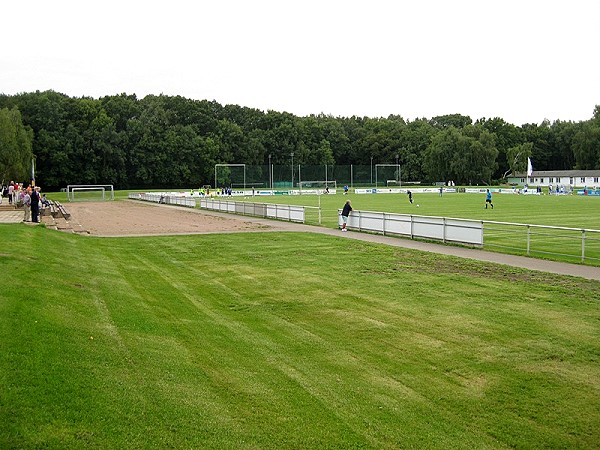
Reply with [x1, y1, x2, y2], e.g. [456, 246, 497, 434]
[341, 200, 352, 232]
[30, 187, 40, 223]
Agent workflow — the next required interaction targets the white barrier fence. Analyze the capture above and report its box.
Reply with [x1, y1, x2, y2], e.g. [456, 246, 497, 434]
[483, 221, 600, 263]
[200, 198, 318, 223]
[339, 210, 483, 246]
[339, 210, 600, 262]
[128, 192, 196, 207]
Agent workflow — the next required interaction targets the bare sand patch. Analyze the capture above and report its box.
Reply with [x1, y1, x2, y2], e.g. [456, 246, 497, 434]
[64, 200, 276, 236]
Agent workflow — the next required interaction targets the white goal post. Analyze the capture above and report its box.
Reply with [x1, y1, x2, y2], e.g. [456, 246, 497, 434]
[375, 164, 401, 188]
[298, 180, 337, 189]
[67, 184, 115, 202]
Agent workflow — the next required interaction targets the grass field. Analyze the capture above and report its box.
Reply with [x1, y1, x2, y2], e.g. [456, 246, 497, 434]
[48, 187, 600, 229]
[1, 224, 599, 449]
[211, 189, 600, 265]
[50, 187, 600, 264]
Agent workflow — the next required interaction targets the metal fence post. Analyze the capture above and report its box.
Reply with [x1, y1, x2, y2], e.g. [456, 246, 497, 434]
[582, 229, 586, 263]
[443, 217, 447, 243]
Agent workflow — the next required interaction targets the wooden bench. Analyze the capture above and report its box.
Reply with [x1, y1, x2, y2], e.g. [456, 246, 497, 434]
[54, 201, 71, 220]
[44, 200, 59, 218]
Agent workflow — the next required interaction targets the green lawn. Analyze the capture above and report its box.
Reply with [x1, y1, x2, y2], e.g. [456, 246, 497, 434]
[231, 190, 600, 229]
[48, 188, 600, 229]
[223, 190, 600, 265]
[1, 225, 599, 449]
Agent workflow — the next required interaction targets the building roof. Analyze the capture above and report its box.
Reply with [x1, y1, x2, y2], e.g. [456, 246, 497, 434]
[511, 170, 600, 177]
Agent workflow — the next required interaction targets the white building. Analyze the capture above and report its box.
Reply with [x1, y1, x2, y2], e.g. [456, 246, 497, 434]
[507, 170, 600, 189]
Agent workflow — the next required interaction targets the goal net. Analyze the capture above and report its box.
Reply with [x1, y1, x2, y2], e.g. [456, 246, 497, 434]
[375, 164, 401, 188]
[215, 164, 246, 189]
[67, 184, 114, 202]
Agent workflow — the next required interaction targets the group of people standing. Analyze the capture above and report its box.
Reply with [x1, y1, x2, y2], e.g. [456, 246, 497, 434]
[1, 181, 44, 223]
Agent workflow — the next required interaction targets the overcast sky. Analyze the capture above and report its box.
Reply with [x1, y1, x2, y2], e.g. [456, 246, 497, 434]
[2, 0, 598, 126]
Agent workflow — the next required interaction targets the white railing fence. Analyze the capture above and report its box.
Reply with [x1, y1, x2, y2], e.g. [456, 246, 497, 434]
[339, 210, 483, 245]
[200, 198, 320, 224]
[483, 221, 600, 264]
[339, 210, 600, 264]
[128, 193, 196, 207]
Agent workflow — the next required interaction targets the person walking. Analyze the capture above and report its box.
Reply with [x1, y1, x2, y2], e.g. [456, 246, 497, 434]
[407, 190, 413, 204]
[485, 189, 494, 209]
[340, 200, 352, 231]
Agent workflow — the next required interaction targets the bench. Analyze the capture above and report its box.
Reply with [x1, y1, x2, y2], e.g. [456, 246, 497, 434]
[54, 201, 71, 220]
[45, 200, 59, 218]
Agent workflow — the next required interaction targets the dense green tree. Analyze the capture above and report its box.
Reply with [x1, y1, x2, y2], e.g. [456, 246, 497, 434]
[1, 91, 596, 189]
[424, 126, 497, 185]
[521, 121, 555, 171]
[423, 127, 458, 182]
[0, 107, 34, 183]
[504, 142, 533, 178]
[401, 119, 436, 182]
[429, 114, 472, 129]
[477, 117, 524, 178]
[572, 123, 600, 169]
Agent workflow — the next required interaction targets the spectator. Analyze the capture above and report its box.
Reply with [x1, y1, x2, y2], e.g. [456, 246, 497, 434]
[340, 200, 352, 231]
[23, 188, 31, 222]
[31, 187, 41, 223]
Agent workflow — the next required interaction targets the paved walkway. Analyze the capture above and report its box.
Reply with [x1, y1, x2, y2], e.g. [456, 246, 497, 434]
[0, 207, 24, 223]
[2, 206, 598, 281]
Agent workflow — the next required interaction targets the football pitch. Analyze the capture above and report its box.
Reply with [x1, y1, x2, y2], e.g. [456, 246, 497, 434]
[1, 213, 599, 448]
[234, 189, 600, 229]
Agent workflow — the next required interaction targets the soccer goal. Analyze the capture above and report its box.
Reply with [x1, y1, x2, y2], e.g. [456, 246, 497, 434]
[298, 180, 337, 189]
[375, 164, 401, 188]
[215, 164, 246, 189]
[67, 184, 115, 202]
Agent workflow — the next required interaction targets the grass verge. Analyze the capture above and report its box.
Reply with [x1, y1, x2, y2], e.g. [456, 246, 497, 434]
[1, 225, 599, 449]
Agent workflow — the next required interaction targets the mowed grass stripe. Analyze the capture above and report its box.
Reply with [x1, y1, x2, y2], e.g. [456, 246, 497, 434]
[92, 235, 371, 447]
[1, 227, 599, 449]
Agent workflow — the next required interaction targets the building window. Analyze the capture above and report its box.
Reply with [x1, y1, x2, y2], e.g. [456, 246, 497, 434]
[595, 177, 599, 183]
[581, 177, 586, 183]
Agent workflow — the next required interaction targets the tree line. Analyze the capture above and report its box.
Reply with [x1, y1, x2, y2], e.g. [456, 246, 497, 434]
[1, 90, 598, 190]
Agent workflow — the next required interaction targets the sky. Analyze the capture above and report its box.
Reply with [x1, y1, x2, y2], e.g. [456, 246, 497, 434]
[2, 0, 599, 126]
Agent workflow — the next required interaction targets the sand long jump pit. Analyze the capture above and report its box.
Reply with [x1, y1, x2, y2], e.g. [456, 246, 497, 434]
[63, 200, 284, 236]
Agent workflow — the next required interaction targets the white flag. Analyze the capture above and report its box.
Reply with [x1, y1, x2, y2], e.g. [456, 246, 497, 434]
[527, 157, 533, 177]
